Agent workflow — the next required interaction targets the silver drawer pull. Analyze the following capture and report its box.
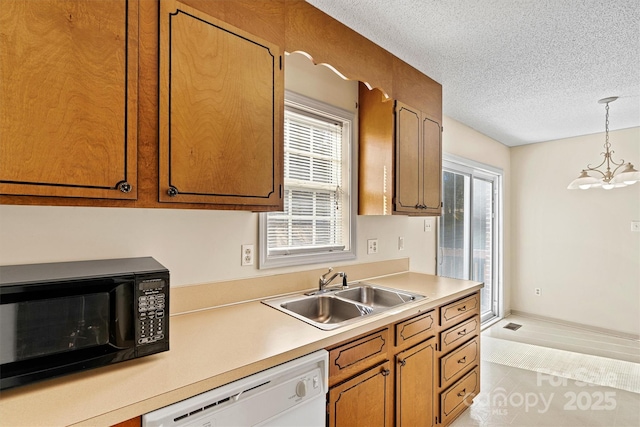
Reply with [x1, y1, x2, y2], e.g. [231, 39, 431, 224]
[457, 329, 467, 336]
[457, 305, 467, 312]
[457, 388, 466, 397]
[458, 356, 467, 364]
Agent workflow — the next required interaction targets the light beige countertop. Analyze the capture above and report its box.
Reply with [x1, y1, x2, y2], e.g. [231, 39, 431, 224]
[0, 271, 482, 426]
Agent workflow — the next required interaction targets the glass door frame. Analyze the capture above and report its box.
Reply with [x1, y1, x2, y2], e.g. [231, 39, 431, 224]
[437, 153, 503, 325]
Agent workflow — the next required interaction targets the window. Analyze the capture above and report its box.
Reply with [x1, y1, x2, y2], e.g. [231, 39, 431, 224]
[259, 91, 355, 268]
[437, 154, 503, 324]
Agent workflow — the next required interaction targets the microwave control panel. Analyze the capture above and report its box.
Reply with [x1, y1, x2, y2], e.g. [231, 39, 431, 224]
[136, 278, 168, 346]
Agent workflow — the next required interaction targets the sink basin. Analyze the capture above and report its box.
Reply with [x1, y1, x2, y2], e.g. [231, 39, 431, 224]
[262, 283, 425, 330]
[281, 295, 372, 325]
[335, 285, 422, 308]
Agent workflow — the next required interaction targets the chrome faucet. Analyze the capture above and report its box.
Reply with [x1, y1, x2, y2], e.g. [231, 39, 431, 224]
[318, 267, 347, 293]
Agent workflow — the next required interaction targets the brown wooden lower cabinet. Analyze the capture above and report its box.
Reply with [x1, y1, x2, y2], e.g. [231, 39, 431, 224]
[327, 293, 480, 427]
[436, 292, 481, 426]
[111, 416, 141, 427]
[396, 336, 436, 427]
[328, 361, 394, 427]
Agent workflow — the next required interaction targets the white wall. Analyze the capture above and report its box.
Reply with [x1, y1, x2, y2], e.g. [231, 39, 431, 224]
[441, 116, 512, 315]
[511, 127, 640, 336]
[0, 53, 437, 287]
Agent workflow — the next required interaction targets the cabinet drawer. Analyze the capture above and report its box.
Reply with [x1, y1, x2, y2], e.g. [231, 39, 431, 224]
[440, 336, 479, 387]
[395, 310, 436, 349]
[440, 317, 479, 354]
[439, 293, 479, 329]
[328, 328, 389, 386]
[440, 366, 480, 426]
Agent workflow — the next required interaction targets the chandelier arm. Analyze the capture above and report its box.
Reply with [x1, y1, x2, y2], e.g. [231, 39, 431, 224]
[586, 156, 609, 173]
[583, 167, 607, 179]
[611, 160, 628, 176]
[606, 152, 625, 168]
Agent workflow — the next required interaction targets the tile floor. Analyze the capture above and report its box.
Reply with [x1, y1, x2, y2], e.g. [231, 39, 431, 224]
[483, 315, 640, 363]
[450, 315, 640, 427]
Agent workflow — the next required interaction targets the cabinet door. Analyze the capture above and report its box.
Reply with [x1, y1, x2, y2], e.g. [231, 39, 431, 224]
[421, 115, 441, 214]
[328, 361, 393, 427]
[396, 337, 436, 427]
[159, 0, 283, 209]
[394, 101, 422, 213]
[394, 101, 441, 215]
[0, 0, 138, 199]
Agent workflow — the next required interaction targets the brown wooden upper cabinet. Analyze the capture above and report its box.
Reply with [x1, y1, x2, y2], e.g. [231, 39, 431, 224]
[358, 84, 442, 216]
[158, 0, 284, 210]
[0, 0, 138, 199]
[395, 101, 442, 215]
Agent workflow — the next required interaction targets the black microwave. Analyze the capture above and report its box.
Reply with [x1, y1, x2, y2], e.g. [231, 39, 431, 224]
[0, 257, 169, 390]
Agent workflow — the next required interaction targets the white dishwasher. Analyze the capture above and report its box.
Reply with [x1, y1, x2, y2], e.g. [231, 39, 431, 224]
[142, 350, 328, 427]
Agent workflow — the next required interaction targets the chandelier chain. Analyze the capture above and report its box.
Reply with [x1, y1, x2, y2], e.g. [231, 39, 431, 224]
[604, 102, 610, 151]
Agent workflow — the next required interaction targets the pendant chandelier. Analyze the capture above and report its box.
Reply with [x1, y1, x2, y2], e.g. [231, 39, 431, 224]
[567, 97, 639, 190]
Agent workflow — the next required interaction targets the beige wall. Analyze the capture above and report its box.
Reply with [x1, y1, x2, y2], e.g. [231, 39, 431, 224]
[0, 53, 437, 287]
[511, 127, 640, 336]
[441, 116, 512, 315]
[441, 118, 640, 336]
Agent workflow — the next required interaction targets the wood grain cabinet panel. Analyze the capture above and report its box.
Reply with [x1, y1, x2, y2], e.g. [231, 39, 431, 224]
[440, 316, 479, 355]
[358, 83, 442, 216]
[328, 361, 394, 427]
[395, 102, 422, 213]
[439, 293, 480, 330]
[0, 0, 138, 199]
[328, 328, 389, 386]
[159, 0, 283, 209]
[436, 292, 481, 425]
[358, 83, 394, 215]
[440, 367, 479, 426]
[395, 310, 436, 350]
[440, 336, 479, 388]
[395, 101, 442, 215]
[396, 337, 436, 427]
[111, 416, 141, 427]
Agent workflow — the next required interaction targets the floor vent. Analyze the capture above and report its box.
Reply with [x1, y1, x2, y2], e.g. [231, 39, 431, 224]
[503, 323, 522, 331]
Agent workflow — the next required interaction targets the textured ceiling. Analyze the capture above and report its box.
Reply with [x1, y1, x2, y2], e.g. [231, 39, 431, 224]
[305, 0, 640, 146]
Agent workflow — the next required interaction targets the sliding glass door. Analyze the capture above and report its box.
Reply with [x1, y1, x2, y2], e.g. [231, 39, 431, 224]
[438, 156, 501, 324]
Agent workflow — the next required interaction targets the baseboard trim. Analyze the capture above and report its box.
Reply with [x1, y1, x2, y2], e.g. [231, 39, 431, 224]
[509, 310, 640, 341]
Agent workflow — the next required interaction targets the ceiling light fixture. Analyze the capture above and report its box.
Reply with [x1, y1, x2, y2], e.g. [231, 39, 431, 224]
[568, 97, 639, 190]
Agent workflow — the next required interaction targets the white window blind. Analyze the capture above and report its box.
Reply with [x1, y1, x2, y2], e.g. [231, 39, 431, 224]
[266, 108, 347, 256]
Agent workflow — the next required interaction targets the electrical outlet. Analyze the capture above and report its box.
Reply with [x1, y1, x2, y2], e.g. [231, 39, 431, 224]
[534, 288, 541, 296]
[398, 236, 405, 251]
[632, 221, 640, 232]
[367, 239, 378, 254]
[241, 244, 254, 266]
[424, 219, 432, 232]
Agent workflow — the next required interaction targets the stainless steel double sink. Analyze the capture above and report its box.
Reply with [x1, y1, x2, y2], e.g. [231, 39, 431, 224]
[262, 283, 426, 330]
